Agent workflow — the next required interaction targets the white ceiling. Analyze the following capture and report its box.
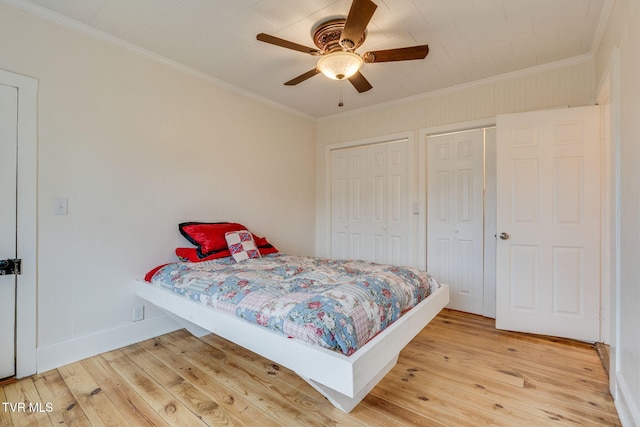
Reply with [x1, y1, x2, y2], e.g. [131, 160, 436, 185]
[18, 0, 608, 118]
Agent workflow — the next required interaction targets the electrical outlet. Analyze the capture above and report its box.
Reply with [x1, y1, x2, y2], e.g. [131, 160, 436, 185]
[133, 304, 144, 322]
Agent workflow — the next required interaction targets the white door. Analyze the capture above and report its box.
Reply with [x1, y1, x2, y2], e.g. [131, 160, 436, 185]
[369, 142, 411, 265]
[496, 106, 601, 342]
[331, 148, 349, 260]
[427, 129, 485, 315]
[0, 83, 18, 379]
[483, 127, 498, 318]
[369, 144, 388, 263]
[384, 142, 411, 266]
[331, 146, 368, 260]
[331, 140, 412, 266]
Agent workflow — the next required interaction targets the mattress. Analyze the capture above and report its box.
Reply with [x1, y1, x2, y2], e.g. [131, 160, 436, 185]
[146, 254, 439, 355]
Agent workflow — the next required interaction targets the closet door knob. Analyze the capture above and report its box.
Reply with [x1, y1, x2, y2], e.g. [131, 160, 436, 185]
[499, 232, 510, 240]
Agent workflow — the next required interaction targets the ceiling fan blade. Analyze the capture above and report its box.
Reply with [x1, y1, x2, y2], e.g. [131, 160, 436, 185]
[340, 0, 377, 49]
[348, 71, 373, 93]
[363, 45, 429, 63]
[284, 68, 321, 86]
[257, 33, 321, 55]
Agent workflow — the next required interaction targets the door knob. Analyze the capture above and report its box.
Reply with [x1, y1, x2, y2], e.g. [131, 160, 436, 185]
[499, 232, 509, 240]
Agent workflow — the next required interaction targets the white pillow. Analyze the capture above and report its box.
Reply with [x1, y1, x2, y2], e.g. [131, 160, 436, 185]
[225, 230, 261, 263]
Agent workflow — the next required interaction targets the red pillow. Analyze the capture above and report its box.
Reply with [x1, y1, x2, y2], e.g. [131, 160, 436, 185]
[175, 242, 278, 263]
[175, 247, 232, 262]
[259, 245, 279, 255]
[179, 222, 247, 257]
[244, 233, 278, 255]
[252, 235, 279, 255]
[253, 242, 278, 255]
[254, 236, 268, 246]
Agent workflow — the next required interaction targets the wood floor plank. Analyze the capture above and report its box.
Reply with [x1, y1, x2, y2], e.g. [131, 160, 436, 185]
[136, 337, 282, 426]
[359, 393, 449, 426]
[408, 315, 619, 425]
[433, 312, 603, 362]
[0, 386, 13, 427]
[389, 356, 610, 426]
[162, 332, 320, 423]
[368, 355, 540, 427]
[407, 333, 602, 390]
[165, 330, 367, 426]
[120, 343, 239, 426]
[31, 370, 91, 427]
[424, 319, 607, 374]
[80, 356, 170, 427]
[101, 349, 207, 427]
[412, 324, 613, 397]
[3, 378, 53, 427]
[0, 309, 621, 426]
[417, 327, 609, 398]
[57, 361, 133, 427]
[204, 334, 395, 426]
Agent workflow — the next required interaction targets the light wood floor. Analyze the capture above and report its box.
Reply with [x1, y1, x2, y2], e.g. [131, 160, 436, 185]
[0, 309, 620, 426]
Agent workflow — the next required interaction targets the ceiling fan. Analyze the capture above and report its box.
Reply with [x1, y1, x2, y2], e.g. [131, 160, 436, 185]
[256, 0, 429, 93]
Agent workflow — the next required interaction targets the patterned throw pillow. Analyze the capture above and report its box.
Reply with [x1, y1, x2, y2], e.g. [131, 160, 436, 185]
[225, 230, 261, 263]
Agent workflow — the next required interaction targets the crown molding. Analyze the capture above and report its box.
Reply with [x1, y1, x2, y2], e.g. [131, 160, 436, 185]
[1, 0, 315, 121]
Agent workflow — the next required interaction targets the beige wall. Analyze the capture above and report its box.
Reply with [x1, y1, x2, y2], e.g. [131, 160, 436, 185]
[0, 3, 316, 363]
[595, 0, 640, 424]
[316, 60, 597, 255]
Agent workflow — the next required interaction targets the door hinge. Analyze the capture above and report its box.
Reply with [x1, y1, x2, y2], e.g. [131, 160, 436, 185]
[0, 259, 21, 276]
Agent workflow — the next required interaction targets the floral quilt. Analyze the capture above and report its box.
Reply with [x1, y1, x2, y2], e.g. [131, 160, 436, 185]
[148, 254, 439, 355]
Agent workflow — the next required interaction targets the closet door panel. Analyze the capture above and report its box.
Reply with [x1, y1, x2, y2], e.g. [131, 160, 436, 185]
[331, 149, 349, 259]
[368, 144, 387, 263]
[331, 139, 412, 266]
[348, 147, 369, 260]
[386, 141, 410, 265]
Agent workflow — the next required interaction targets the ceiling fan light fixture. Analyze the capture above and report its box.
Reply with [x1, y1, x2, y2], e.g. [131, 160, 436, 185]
[317, 51, 363, 80]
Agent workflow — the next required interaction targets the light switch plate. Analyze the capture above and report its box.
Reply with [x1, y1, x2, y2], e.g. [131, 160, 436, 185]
[53, 198, 68, 215]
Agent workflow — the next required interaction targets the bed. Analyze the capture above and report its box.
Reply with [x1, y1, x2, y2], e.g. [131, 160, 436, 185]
[137, 223, 449, 412]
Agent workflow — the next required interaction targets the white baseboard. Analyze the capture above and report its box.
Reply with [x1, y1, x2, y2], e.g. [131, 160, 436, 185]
[35, 314, 180, 374]
[615, 373, 640, 427]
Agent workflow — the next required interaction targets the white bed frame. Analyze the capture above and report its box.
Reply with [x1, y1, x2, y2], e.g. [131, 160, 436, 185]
[136, 280, 449, 412]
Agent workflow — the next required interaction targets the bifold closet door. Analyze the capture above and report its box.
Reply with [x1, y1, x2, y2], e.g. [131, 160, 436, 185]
[331, 140, 411, 266]
[368, 142, 411, 265]
[331, 146, 368, 261]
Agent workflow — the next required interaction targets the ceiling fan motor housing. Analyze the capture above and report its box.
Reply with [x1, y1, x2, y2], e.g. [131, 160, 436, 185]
[312, 19, 365, 53]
